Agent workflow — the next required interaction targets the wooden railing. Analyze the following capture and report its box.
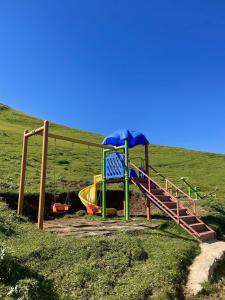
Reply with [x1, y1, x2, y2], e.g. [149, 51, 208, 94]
[164, 177, 196, 215]
[129, 160, 197, 217]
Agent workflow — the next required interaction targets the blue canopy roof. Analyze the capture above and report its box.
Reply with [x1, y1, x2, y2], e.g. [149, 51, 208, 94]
[102, 128, 149, 148]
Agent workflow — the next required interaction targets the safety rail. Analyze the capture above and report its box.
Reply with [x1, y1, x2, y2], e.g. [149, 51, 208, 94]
[164, 177, 197, 215]
[148, 163, 197, 215]
[130, 162, 188, 224]
[149, 165, 166, 180]
[129, 161, 197, 219]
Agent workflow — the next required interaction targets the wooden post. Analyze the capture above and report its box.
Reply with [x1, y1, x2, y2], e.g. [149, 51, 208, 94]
[193, 201, 197, 216]
[38, 121, 49, 229]
[123, 182, 126, 217]
[17, 130, 29, 215]
[177, 199, 180, 223]
[145, 144, 151, 220]
[124, 140, 129, 221]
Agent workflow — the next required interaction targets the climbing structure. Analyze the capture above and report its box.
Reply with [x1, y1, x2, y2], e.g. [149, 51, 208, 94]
[101, 128, 216, 242]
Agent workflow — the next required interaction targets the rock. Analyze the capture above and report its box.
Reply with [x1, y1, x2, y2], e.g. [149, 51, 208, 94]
[75, 210, 86, 217]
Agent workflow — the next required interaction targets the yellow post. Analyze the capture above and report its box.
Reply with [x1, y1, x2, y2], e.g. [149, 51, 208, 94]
[38, 121, 49, 229]
[17, 130, 29, 215]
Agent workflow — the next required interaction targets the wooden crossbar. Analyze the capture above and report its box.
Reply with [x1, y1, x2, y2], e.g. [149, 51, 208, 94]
[24, 126, 44, 137]
[47, 132, 115, 149]
[18, 120, 115, 229]
[24, 126, 114, 150]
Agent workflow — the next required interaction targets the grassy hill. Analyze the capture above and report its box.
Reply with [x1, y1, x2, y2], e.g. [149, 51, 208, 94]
[1, 103, 225, 299]
[1, 103, 225, 227]
[1, 102, 225, 197]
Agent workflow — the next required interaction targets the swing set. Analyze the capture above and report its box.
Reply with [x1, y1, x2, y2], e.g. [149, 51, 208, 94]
[17, 120, 114, 229]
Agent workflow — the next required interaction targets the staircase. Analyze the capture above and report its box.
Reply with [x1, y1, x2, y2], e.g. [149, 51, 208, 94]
[130, 162, 216, 242]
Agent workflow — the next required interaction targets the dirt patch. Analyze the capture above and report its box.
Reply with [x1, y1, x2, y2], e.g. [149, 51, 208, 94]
[1, 189, 150, 221]
[44, 216, 161, 238]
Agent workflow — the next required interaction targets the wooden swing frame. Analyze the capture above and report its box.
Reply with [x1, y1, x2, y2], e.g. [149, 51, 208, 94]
[17, 120, 114, 229]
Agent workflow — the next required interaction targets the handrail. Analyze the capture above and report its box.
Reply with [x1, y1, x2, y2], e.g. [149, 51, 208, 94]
[148, 164, 194, 197]
[180, 177, 202, 200]
[129, 161, 197, 216]
[149, 165, 166, 180]
[130, 156, 166, 180]
[202, 187, 218, 199]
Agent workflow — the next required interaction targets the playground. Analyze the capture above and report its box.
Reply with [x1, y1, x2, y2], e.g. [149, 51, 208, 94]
[1, 106, 225, 299]
[17, 121, 216, 242]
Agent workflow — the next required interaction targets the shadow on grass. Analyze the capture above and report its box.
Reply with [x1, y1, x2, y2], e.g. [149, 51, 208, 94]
[1, 253, 58, 299]
[159, 229, 195, 242]
[202, 215, 225, 239]
[138, 225, 195, 242]
[0, 217, 15, 236]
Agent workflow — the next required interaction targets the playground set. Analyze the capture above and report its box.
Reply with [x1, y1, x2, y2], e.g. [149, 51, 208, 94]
[17, 121, 216, 242]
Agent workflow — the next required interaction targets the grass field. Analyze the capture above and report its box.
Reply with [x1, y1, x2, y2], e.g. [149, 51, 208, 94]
[0, 201, 199, 300]
[1, 103, 225, 299]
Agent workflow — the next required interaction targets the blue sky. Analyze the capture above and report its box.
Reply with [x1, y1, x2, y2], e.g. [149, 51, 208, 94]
[0, 1, 225, 153]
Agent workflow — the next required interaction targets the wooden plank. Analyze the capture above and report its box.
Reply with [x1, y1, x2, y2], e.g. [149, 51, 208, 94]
[25, 126, 44, 137]
[38, 121, 49, 229]
[17, 130, 29, 215]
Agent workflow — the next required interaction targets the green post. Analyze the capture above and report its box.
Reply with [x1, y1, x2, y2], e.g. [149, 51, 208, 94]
[188, 186, 191, 198]
[102, 149, 106, 219]
[124, 139, 129, 221]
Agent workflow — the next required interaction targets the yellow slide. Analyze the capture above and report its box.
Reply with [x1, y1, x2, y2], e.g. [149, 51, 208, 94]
[78, 174, 117, 215]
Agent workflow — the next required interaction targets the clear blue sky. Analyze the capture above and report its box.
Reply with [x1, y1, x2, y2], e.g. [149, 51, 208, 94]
[0, 1, 225, 153]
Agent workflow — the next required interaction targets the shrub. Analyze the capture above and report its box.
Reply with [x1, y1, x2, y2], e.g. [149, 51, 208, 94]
[7, 278, 39, 300]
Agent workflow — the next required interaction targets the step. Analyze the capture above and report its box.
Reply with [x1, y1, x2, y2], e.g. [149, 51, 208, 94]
[155, 195, 171, 202]
[163, 202, 177, 209]
[171, 208, 188, 216]
[198, 231, 216, 242]
[180, 215, 200, 225]
[190, 223, 209, 233]
[141, 182, 157, 189]
[149, 189, 164, 195]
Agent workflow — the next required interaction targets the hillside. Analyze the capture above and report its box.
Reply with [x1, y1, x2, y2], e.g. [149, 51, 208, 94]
[1, 103, 225, 299]
[1, 102, 225, 198]
[1, 103, 225, 229]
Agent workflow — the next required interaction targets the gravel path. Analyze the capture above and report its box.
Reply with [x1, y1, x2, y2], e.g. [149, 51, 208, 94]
[186, 240, 225, 296]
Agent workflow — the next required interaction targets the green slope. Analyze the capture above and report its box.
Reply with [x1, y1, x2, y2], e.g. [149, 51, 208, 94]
[1, 103, 225, 299]
[1, 102, 225, 198]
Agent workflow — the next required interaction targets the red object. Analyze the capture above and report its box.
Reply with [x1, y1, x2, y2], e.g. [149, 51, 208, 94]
[86, 204, 101, 215]
[51, 203, 71, 214]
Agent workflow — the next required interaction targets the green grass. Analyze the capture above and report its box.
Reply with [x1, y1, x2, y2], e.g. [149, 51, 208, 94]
[0, 201, 199, 300]
[1, 103, 225, 299]
[1, 102, 225, 198]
